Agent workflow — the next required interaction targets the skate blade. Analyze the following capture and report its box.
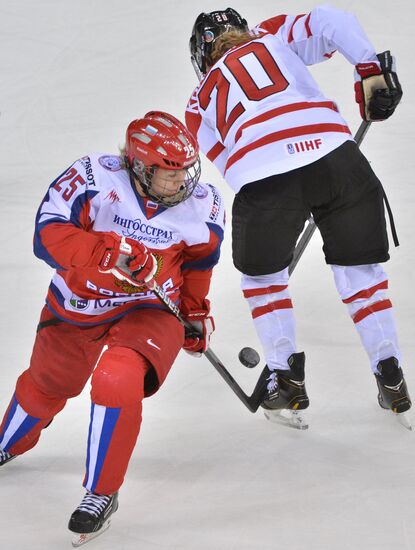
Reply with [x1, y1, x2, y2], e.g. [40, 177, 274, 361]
[71, 519, 112, 547]
[264, 409, 309, 430]
[395, 412, 412, 431]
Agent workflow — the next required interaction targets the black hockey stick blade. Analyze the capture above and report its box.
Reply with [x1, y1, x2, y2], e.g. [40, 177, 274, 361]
[288, 120, 371, 276]
[204, 349, 269, 412]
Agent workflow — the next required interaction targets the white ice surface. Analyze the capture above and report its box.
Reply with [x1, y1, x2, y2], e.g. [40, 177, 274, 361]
[1, 1, 415, 549]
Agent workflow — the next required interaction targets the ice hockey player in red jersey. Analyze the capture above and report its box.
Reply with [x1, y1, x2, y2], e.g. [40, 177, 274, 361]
[185, 6, 411, 424]
[0, 112, 225, 545]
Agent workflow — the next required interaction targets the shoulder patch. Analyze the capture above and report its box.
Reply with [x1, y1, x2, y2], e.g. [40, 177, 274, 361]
[98, 155, 122, 171]
[193, 183, 209, 199]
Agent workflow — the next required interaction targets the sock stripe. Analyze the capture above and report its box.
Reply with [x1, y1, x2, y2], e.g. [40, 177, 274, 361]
[352, 299, 392, 323]
[252, 299, 293, 319]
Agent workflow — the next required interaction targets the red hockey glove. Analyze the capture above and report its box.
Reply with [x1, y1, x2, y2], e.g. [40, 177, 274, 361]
[98, 233, 157, 286]
[183, 309, 215, 357]
[355, 51, 402, 121]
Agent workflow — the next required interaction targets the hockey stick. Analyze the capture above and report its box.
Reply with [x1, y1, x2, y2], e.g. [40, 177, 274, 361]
[288, 120, 372, 276]
[146, 280, 269, 413]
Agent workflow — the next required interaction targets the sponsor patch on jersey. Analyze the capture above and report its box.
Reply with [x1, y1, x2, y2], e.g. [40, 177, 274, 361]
[193, 183, 208, 199]
[286, 138, 323, 155]
[112, 214, 179, 245]
[207, 184, 221, 222]
[69, 295, 89, 310]
[105, 189, 121, 203]
[79, 156, 96, 186]
[98, 155, 122, 171]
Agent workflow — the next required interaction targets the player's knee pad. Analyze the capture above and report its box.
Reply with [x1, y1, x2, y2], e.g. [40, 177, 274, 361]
[91, 346, 147, 408]
[241, 268, 294, 324]
[241, 267, 290, 292]
[331, 264, 388, 301]
[15, 369, 66, 419]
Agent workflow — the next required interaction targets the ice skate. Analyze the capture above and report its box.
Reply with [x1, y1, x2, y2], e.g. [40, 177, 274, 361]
[261, 352, 309, 430]
[0, 448, 16, 466]
[375, 357, 412, 430]
[68, 491, 119, 547]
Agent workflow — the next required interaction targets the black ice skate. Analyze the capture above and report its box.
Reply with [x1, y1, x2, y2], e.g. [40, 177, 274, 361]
[0, 448, 16, 466]
[375, 357, 412, 415]
[68, 491, 119, 547]
[261, 352, 309, 429]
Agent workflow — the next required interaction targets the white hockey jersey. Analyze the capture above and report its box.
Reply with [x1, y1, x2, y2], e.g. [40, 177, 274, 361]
[34, 153, 225, 325]
[186, 5, 378, 192]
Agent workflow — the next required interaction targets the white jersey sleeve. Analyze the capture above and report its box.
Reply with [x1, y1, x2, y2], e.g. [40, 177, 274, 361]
[255, 5, 378, 66]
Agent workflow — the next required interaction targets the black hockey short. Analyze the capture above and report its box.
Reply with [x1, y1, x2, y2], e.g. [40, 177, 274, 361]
[232, 140, 390, 276]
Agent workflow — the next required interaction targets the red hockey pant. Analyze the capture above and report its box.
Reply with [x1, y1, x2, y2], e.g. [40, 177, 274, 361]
[0, 306, 183, 494]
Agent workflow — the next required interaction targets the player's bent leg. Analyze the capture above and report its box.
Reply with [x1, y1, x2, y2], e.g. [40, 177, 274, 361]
[85, 346, 149, 496]
[241, 268, 309, 410]
[69, 346, 148, 540]
[332, 263, 411, 411]
[0, 369, 66, 458]
[241, 268, 297, 371]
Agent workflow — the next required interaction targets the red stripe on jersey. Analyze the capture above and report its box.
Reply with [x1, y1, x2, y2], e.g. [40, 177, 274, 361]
[256, 15, 288, 35]
[288, 14, 306, 43]
[304, 13, 312, 37]
[243, 285, 288, 298]
[207, 141, 226, 162]
[343, 281, 388, 304]
[235, 101, 339, 143]
[225, 123, 351, 172]
[252, 299, 293, 319]
[352, 299, 392, 324]
[185, 109, 202, 139]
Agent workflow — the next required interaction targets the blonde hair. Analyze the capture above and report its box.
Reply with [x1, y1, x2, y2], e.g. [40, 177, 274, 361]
[210, 30, 258, 66]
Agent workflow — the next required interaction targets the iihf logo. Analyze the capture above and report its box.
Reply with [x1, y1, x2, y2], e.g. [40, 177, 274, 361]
[286, 138, 323, 154]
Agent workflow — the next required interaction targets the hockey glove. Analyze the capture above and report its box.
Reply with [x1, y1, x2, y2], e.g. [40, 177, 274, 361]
[98, 232, 157, 286]
[183, 309, 215, 357]
[355, 51, 402, 121]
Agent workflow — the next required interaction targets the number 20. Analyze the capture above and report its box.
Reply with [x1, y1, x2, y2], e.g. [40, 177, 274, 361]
[198, 41, 289, 141]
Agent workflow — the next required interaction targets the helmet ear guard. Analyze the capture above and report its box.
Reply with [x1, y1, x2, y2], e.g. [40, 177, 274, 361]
[189, 8, 249, 79]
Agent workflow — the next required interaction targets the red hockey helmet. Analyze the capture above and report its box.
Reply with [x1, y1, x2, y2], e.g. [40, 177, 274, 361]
[125, 112, 201, 207]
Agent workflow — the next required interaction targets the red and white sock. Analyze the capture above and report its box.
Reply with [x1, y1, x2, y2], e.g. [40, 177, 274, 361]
[332, 264, 401, 373]
[241, 268, 296, 371]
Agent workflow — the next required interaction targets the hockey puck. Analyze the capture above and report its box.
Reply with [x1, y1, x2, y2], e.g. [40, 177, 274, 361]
[238, 347, 260, 368]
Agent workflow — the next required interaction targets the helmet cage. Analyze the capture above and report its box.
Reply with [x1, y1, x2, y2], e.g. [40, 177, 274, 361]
[189, 8, 249, 79]
[132, 157, 201, 208]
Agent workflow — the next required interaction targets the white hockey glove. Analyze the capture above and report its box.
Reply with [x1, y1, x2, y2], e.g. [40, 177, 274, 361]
[355, 51, 402, 121]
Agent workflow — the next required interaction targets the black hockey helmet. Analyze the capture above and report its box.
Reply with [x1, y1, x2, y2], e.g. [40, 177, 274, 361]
[189, 8, 249, 79]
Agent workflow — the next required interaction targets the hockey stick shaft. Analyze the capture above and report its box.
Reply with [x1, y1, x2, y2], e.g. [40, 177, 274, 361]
[147, 280, 268, 412]
[288, 120, 372, 276]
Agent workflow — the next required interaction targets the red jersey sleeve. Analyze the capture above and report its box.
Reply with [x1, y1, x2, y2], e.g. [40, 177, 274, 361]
[33, 159, 106, 270]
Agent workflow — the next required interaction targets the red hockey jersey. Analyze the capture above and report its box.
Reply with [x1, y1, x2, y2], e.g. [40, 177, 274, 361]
[34, 154, 225, 325]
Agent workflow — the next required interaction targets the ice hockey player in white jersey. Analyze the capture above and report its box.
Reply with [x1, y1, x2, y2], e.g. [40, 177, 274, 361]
[185, 6, 411, 423]
[0, 112, 225, 546]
